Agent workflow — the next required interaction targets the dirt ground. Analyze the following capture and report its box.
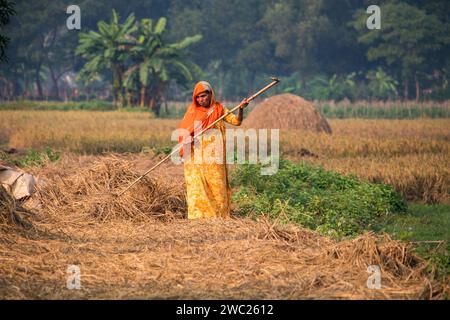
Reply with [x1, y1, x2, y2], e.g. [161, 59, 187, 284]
[0, 154, 446, 299]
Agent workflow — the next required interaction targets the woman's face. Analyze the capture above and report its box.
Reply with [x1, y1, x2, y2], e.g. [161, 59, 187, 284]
[196, 91, 211, 107]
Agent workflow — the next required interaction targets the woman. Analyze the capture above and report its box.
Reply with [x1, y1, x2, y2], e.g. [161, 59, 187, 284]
[178, 81, 248, 219]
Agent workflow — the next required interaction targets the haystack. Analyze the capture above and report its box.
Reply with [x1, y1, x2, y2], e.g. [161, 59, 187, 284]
[36, 155, 186, 221]
[243, 93, 332, 134]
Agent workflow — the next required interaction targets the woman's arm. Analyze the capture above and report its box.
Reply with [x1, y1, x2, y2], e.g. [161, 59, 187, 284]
[223, 99, 249, 126]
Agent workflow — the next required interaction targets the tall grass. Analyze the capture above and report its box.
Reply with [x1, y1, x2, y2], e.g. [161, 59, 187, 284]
[315, 100, 450, 119]
[0, 110, 175, 153]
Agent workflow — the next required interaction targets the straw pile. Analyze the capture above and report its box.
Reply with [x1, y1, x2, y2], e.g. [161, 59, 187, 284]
[0, 154, 446, 299]
[34, 155, 186, 221]
[243, 93, 332, 133]
[0, 185, 34, 233]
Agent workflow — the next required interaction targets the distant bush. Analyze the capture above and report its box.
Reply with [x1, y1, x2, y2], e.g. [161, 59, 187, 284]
[315, 100, 450, 119]
[0, 100, 162, 115]
[0, 100, 116, 111]
[231, 159, 407, 239]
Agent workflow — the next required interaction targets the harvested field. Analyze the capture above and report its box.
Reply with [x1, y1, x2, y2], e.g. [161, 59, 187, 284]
[0, 154, 446, 299]
[0, 110, 449, 202]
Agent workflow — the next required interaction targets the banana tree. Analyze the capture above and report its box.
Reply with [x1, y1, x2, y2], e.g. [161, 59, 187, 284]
[367, 67, 398, 100]
[128, 17, 165, 107]
[76, 10, 137, 107]
[125, 17, 203, 112]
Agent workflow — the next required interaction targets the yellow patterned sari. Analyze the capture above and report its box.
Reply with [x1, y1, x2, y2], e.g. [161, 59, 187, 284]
[183, 107, 242, 219]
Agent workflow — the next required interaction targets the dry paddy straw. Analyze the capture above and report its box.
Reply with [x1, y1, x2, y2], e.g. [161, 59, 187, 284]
[34, 154, 186, 221]
[0, 154, 447, 299]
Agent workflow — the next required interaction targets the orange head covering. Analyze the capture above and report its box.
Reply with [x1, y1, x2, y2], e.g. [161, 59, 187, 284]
[178, 81, 224, 157]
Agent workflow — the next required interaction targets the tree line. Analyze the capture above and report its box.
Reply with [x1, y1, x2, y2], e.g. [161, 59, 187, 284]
[0, 0, 449, 112]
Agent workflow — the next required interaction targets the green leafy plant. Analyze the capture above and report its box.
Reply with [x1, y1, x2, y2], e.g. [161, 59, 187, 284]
[231, 159, 407, 239]
[150, 145, 172, 156]
[6, 147, 61, 167]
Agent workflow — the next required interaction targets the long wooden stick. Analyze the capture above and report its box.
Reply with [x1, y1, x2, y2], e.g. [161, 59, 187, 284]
[117, 77, 280, 196]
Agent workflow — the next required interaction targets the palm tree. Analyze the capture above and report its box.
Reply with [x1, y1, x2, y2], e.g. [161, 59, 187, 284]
[76, 10, 137, 107]
[125, 17, 203, 113]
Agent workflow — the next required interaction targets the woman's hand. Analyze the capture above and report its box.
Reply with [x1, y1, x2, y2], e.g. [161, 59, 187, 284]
[239, 98, 250, 109]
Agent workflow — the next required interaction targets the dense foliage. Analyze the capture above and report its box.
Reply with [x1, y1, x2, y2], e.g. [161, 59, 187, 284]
[1, 0, 449, 104]
[231, 159, 407, 238]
